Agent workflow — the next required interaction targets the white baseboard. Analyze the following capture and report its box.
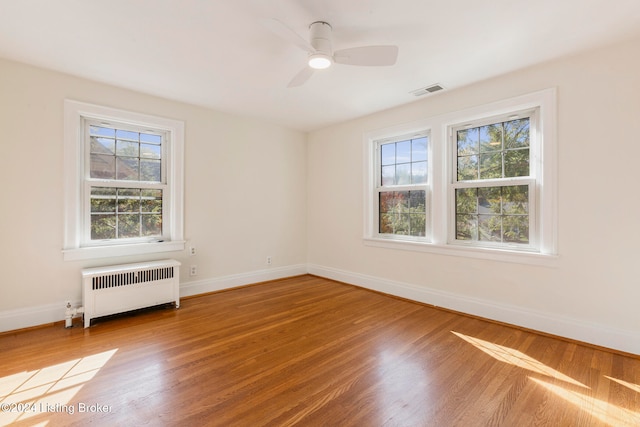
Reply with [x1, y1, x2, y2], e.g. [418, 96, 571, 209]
[179, 264, 308, 298]
[0, 301, 79, 333]
[307, 264, 640, 356]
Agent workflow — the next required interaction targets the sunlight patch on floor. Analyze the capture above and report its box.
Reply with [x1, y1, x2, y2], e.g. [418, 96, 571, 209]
[0, 349, 117, 425]
[604, 376, 640, 393]
[531, 377, 640, 426]
[451, 331, 587, 388]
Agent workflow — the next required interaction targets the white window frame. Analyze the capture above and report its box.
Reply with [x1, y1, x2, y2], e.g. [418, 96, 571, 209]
[63, 100, 185, 261]
[364, 88, 557, 266]
[448, 109, 538, 252]
[374, 131, 431, 242]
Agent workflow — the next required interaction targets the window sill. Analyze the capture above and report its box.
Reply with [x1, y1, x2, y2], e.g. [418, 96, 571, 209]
[63, 240, 186, 261]
[363, 238, 558, 267]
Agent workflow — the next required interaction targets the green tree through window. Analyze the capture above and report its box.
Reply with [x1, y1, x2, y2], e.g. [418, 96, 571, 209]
[454, 117, 531, 245]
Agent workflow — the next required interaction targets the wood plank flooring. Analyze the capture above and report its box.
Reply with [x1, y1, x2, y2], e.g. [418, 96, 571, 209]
[0, 275, 638, 426]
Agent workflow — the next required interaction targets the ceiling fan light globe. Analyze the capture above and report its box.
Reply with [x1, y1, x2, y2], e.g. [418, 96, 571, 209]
[308, 54, 332, 69]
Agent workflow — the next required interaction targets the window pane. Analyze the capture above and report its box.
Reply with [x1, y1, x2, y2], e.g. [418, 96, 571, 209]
[379, 192, 396, 212]
[140, 143, 161, 159]
[90, 187, 116, 213]
[116, 129, 139, 141]
[409, 190, 426, 209]
[140, 159, 161, 182]
[90, 136, 115, 155]
[479, 123, 503, 152]
[409, 213, 426, 236]
[141, 189, 162, 213]
[394, 214, 410, 235]
[504, 149, 529, 177]
[478, 186, 501, 214]
[116, 157, 139, 180]
[411, 161, 427, 184]
[90, 154, 115, 179]
[116, 140, 139, 157]
[502, 185, 528, 214]
[381, 165, 395, 186]
[504, 118, 529, 149]
[380, 213, 394, 234]
[412, 137, 427, 161]
[142, 214, 162, 236]
[457, 128, 478, 155]
[140, 133, 162, 144]
[503, 215, 529, 243]
[395, 163, 411, 185]
[90, 126, 115, 137]
[91, 214, 116, 240]
[118, 214, 140, 238]
[456, 188, 477, 214]
[479, 152, 502, 179]
[456, 214, 477, 240]
[396, 140, 411, 163]
[389, 192, 408, 210]
[479, 214, 502, 242]
[117, 188, 140, 213]
[381, 143, 395, 165]
[457, 155, 478, 181]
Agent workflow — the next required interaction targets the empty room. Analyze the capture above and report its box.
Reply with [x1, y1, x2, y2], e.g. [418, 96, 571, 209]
[1, 1, 639, 426]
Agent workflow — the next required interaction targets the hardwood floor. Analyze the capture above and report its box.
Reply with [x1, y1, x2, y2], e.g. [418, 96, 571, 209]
[0, 275, 638, 426]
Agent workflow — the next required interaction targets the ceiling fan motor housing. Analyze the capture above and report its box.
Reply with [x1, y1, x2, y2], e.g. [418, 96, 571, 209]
[309, 21, 332, 55]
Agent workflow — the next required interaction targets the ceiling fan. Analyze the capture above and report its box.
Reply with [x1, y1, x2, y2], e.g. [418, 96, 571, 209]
[265, 19, 399, 87]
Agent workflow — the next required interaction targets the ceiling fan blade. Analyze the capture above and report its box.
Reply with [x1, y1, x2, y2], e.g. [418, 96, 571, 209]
[333, 45, 399, 66]
[262, 18, 313, 52]
[287, 67, 315, 87]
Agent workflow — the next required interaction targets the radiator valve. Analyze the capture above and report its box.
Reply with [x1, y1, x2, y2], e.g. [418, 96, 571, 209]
[64, 303, 84, 328]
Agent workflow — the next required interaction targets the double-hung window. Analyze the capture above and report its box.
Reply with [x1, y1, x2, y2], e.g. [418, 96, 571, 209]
[63, 100, 185, 261]
[87, 121, 166, 242]
[451, 113, 535, 250]
[375, 133, 429, 239]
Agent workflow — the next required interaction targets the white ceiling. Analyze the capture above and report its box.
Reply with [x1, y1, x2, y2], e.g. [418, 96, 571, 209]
[1, 0, 640, 131]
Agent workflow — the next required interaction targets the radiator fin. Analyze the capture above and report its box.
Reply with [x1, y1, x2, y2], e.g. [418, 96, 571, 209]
[92, 266, 175, 290]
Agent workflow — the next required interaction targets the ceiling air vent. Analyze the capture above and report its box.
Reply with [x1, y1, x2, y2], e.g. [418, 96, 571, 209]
[410, 84, 444, 97]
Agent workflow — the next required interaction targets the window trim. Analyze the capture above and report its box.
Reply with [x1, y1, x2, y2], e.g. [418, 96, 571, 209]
[63, 100, 185, 261]
[363, 88, 557, 266]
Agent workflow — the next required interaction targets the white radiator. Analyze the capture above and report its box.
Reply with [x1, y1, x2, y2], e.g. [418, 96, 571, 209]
[82, 259, 181, 328]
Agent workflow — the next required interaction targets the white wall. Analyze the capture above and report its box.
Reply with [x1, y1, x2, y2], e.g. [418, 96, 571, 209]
[307, 36, 640, 355]
[0, 58, 307, 330]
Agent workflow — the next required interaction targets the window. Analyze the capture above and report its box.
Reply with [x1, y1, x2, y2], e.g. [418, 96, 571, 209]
[376, 134, 429, 238]
[451, 114, 534, 249]
[63, 101, 184, 261]
[87, 123, 165, 242]
[364, 89, 557, 265]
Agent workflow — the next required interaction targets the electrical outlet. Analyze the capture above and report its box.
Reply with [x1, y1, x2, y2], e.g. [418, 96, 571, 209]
[189, 246, 197, 256]
[266, 256, 272, 265]
[190, 265, 197, 276]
